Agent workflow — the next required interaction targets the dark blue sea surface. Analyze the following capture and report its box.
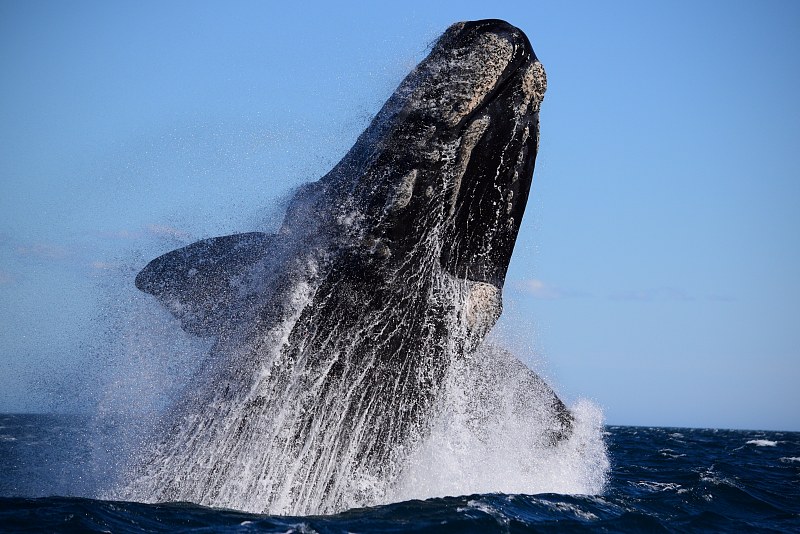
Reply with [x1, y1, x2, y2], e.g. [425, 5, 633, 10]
[1, 414, 798, 532]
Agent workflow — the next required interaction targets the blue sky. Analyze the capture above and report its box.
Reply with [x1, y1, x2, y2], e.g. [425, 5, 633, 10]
[1, 1, 798, 431]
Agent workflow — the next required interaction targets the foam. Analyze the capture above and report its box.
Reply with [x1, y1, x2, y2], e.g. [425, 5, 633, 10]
[746, 439, 778, 447]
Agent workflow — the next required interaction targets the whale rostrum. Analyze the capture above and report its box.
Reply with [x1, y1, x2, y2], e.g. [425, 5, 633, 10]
[127, 19, 572, 515]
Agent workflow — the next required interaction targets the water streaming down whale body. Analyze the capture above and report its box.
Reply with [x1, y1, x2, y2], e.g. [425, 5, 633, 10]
[122, 19, 580, 514]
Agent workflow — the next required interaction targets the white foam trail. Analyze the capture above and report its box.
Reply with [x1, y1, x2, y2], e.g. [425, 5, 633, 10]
[746, 439, 778, 447]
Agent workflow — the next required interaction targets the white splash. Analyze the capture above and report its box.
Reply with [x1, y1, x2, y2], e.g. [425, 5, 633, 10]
[391, 348, 609, 501]
[746, 439, 778, 447]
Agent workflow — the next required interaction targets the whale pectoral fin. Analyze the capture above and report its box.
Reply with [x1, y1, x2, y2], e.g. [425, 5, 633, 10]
[469, 344, 573, 444]
[135, 232, 275, 336]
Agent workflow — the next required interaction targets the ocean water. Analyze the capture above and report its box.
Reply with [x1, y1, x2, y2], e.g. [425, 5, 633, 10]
[1, 414, 798, 532]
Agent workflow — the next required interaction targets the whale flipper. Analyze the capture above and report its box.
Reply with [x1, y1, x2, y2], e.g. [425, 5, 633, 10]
[463, 345, 573, 445]
[135, 232, 275, 336]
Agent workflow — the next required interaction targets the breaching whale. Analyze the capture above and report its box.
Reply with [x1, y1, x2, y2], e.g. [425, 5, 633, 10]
[125, 19, 571, 514]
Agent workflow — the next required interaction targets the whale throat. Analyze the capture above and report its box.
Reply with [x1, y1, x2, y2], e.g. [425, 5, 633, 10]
[120, 19, 577, 515]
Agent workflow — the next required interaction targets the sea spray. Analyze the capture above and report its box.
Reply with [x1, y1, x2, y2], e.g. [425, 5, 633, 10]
[392, 349, 608, 502]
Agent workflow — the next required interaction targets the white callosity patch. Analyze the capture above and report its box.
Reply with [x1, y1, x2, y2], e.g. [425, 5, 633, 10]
[520, 61, 547, 114]
[463, 281, 502, 352]
[521, 61, 546, 154]
[386, 169, 418, 211]
[407, 33, 513, 127]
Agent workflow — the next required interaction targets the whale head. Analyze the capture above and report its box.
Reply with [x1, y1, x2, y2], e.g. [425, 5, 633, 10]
[283, 20, 546, 290]
[138, 19, 546, 340]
